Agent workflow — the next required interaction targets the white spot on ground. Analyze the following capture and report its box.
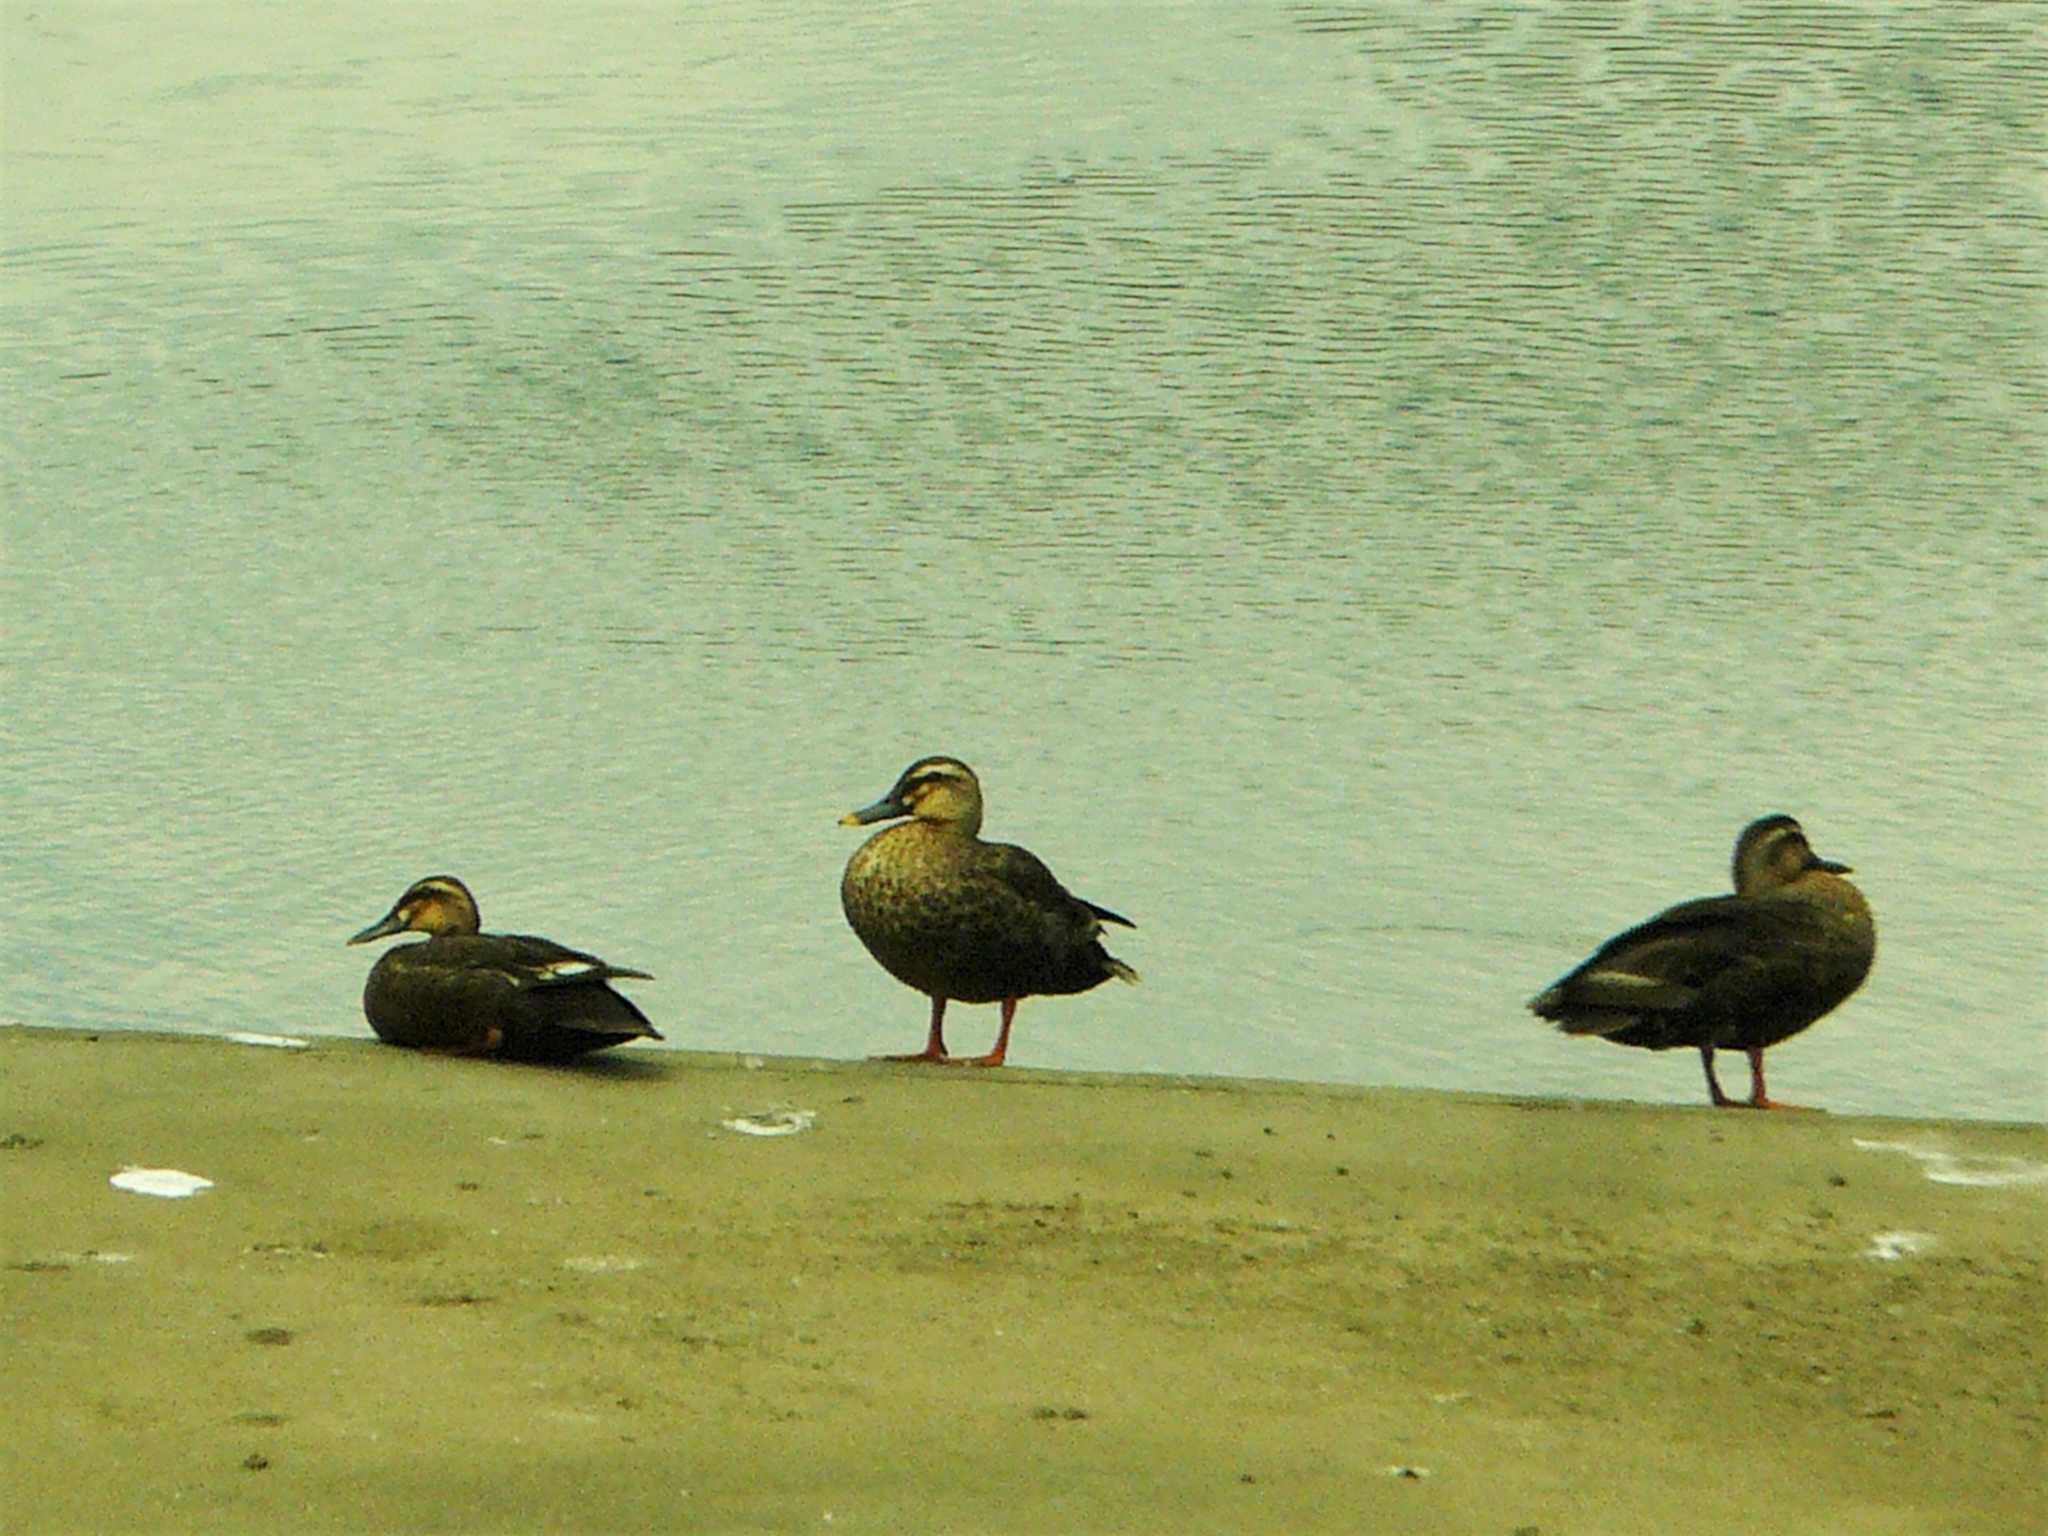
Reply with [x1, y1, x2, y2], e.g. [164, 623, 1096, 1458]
[110, 1168, 213, 1198]
[1864, 1230, 1937, 1261]
[720, 1108, 817, 1137]
[1852, 1139, 2048, 1188]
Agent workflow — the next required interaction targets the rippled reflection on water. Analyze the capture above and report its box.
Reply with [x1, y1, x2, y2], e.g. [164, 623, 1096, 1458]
[4, 2, 2042, 1120]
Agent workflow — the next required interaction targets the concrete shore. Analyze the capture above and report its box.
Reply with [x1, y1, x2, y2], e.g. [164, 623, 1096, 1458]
[3, 1027, 2042, 1534]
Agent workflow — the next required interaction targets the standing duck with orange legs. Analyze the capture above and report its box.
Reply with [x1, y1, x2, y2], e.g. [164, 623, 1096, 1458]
[839, 757, 1137, 1067]
[1531, 815, 1874, 1109]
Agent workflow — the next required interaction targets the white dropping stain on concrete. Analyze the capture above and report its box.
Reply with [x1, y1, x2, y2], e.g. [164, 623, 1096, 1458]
[110, 1168, 214, 1199]
[1851, 1139, 2048, 1188]
[23, 1250, 138, 1269]
[562, 1255, 645, 1273]
[721, 1109, 817, 1137]
[222, 1032, 310, 1049]
[1864, 1230, 1937, 1261]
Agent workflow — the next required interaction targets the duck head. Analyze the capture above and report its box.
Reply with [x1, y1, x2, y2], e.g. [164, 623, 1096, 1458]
[1732, 815, 1851, 894]
[840, 756, 985, 836]
[348, 875, 483, 944]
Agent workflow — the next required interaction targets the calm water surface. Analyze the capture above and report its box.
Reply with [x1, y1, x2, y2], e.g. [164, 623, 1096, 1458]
[5, 3, 2043, 1120]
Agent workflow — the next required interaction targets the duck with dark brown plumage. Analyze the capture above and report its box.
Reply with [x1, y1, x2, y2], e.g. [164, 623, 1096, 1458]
[1530, 815, 1874, 1109]
[347, 875, 660, 1061]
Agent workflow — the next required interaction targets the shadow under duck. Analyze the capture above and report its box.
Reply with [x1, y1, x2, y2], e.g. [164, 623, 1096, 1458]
[1530, 815, 1874, 1109]
[839, 756, 1138, 1067]
[347, 875, 660, 1061]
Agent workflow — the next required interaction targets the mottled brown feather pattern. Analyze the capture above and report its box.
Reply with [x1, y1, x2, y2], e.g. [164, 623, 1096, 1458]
[839, 758, 1136, 1012]
[843, 821, 1132, 1004]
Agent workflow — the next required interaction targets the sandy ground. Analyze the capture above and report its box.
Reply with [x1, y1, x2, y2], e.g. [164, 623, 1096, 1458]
[2, 1027, 2042, 1535]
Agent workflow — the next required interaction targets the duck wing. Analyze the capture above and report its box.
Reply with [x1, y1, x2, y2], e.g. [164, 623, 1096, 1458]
[876, 842, 1134, 999]
[982, 844, 1135, 930]
[455, 934, 661, 1053]
[1079, 896, 1137, 930]
[364, 935, 658, 1058]
[490, 932, 654, 988]
[1530, 894, 1807, 1043]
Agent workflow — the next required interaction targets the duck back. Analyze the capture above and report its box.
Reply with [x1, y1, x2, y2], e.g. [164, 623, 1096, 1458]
[1533, 881, 1874, 1055]
[364, 934, 658, 1061]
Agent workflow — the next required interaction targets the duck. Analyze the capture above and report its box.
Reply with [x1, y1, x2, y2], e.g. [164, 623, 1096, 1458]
[1529, 815, 1874, 1109]
[839, 756, 1138, 1067]
[346, 875, 660, 1061]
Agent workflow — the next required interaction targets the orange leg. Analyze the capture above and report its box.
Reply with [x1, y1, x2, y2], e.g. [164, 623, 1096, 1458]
[953, 997, 1019, 1069]
[1744, 1047, 1817, 1112]
[878, 995, 952, 1064]
[1705, 1046, 1816, 1110]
